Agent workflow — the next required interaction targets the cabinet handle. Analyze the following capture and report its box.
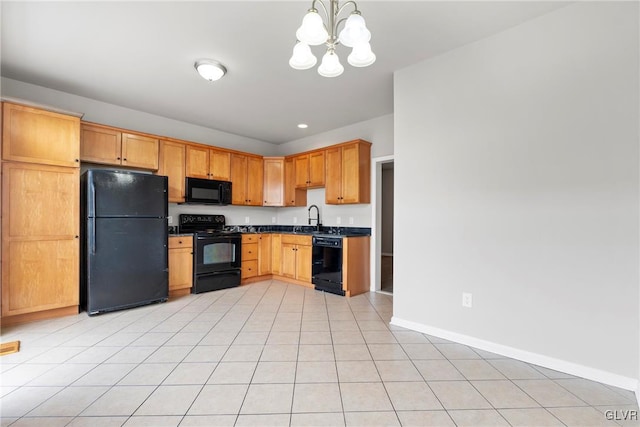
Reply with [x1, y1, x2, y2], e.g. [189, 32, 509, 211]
[179, 241, 182, 244]
[75, 235, 79, 238]
[123, 158, 127, 161]
[117, 157, 121, 160]
[75, 159, 79, 162]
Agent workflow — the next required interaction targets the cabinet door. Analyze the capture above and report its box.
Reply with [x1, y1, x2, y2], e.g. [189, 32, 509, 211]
[308, 151, 325, 187]
[294, 154, 309, 188]
[258, 234, 272, 275]
[325, 146, 343, 204]
[296, 245, 312, 283]
[263, 157, 284, 206]
[121, 133, 159, 170]
[169, 247, 193, 291]
[210, 149, 231, 181]
[284, 157, 306, 207]
[159, 140, 186, 203]
[3, 103, 80, 168]
[281, 243, 297, 279]
[185, 145, 210, 179]
[81, 124, 122, 165]
[271, 234, 282, 275]
[340, 143, 360, 204]
[2, 163, 79, 317]
[230, 154, 248, 205]
[246, 156, 264, 206]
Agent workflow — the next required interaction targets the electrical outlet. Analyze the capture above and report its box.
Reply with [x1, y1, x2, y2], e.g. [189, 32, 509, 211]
[245, 216, 250, 224]
[293, 217, 298, 224]
[462, 293, 473, 308]
[349, 217, 354, 225]
[167, 216, 173, 224]
[272, 217, 276, 223]
[336, 217, 341, 225]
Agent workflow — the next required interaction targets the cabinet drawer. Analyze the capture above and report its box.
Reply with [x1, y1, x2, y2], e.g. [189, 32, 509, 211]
[281, 234, 312, 246]
[169, 236, 193, 249]
[242, 233, 258, 243]
[242, 242, 258, 260]
[242, 260, 258, 278]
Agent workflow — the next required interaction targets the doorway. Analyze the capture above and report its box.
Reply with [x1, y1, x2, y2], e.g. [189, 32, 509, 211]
[371, 155, 394, 294]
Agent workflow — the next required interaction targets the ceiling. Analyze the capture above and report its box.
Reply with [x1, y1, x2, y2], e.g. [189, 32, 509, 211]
[1, 1, 568, 145]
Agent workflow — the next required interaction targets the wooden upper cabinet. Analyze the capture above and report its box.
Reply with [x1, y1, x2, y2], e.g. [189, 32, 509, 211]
[158, 140, 186, 203]
[231, 153, 263, 206]
[246, 156, 264, 206]
[80, 123, 158, 170]
[121, 133, 159, 170]
[284, 157, 307, 207]
[325, 140, 371, 204]
[210, 149, 231, 181]
[81, 125, 121, 164]
[263, 157, 284, 206]
[185, 145, 209, 179]
[294, 151, 325, 188]
[185, 146, 231, 181]
[3, 102, 80, 168]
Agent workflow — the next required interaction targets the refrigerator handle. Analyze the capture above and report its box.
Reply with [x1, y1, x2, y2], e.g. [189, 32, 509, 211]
[90, 181, 97, 254]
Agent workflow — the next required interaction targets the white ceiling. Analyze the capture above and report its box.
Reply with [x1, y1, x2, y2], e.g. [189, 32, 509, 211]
[1, 1, 568, 144]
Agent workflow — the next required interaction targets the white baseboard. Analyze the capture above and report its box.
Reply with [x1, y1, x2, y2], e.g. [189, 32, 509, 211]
[391, 316, 638, 392]
[381, 252, 393, 257]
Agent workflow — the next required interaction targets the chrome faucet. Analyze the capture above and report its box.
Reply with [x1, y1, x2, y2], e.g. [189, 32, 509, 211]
[308, 204, 322, 232]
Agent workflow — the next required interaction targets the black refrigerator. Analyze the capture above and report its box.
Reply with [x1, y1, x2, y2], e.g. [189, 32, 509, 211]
[81, 169, 169, 315]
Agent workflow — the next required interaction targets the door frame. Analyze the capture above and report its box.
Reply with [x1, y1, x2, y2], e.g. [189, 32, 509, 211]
[370, 154, 394, 292]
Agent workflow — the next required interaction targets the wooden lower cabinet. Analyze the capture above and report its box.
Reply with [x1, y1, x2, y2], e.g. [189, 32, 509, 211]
[280, 235, 312, 284]
[342, 236, 371, 297]
[168, 236, 193, 297]
[241, 234, 258, 279]
[1, 162, 80, 321]
[258, 234, 272, 275]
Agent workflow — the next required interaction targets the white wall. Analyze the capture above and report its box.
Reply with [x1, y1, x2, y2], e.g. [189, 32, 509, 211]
[393, 1, 639, 387]
[168, 203, 278, 227]
[1, 78, 278, 156]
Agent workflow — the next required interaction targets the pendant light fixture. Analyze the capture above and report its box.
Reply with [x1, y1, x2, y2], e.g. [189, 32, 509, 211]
[289, 0, 375, 78]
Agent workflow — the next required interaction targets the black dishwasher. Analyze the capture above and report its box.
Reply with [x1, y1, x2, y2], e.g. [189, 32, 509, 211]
[312, 236, 345, 296]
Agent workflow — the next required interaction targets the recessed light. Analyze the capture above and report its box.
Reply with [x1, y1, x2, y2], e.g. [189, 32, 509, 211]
[194, 60, 227, 82]
[297, 123, 308, 129]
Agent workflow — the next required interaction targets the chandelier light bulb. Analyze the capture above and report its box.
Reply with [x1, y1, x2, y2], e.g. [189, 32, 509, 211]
[338, 13, 370, 48]
[296, 10, 329, 46]
[289, 41, 317, 70]
[347, 41, 376, 67]
[317, 50, 344, 78]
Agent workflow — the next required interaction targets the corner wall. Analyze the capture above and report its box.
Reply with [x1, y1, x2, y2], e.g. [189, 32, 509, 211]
[393, 2, 639, 387]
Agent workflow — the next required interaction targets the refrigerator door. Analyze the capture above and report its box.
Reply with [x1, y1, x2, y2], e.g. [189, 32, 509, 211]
[85, 170, 168, 218]
[86, 217, 168, 314]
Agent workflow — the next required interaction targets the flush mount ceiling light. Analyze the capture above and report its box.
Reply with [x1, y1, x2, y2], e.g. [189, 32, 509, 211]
[289, 0, 375, 78]
[194, 60, 227, 82]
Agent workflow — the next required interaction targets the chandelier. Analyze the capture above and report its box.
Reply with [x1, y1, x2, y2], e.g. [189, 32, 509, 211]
[289, 0, 375, 78]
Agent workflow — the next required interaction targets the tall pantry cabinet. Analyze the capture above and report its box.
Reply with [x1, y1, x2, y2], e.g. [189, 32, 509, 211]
[1, 102, 82, 324]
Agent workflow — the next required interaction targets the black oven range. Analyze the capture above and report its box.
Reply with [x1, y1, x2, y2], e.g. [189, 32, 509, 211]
[178, 214, 241, 294]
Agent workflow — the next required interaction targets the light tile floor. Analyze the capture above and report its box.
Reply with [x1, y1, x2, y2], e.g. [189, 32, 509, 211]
[1, 280, 638, 427]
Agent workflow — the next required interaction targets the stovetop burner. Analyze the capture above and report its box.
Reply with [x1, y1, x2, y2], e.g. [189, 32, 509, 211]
[179, 214, 232, 235]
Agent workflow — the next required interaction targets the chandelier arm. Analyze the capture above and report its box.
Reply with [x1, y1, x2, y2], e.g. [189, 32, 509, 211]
[335, 0, 359, 18]
[311, 0, 329, 21]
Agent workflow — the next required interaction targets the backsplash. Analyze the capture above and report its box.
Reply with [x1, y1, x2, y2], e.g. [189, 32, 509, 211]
[169, 188, 371, 227]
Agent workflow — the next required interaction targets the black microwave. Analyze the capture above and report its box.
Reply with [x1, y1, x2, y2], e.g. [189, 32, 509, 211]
[184, 177, 232, 205]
